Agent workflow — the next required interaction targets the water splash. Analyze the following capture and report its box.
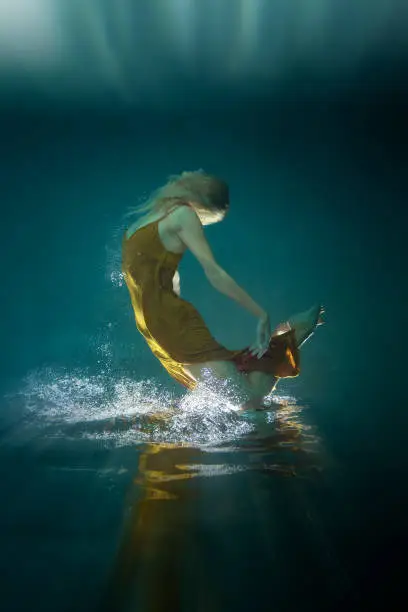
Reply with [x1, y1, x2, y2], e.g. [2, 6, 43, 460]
[4, 366, 306, 449]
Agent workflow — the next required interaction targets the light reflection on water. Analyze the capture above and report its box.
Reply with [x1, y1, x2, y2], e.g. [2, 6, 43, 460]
[2, 367, 331, 611]
[6, 366, 321, 463]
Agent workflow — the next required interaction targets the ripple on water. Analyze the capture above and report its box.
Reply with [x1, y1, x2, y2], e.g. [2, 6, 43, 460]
[3, 367, 316, 454]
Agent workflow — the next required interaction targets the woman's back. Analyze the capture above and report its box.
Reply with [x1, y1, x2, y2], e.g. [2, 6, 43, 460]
[121, 172, 302, 399]
[121, 206, 251, 390]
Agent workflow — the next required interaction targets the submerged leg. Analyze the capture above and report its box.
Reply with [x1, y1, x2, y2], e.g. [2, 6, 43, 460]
[246, 371, 280, 409]
[184, 360, 265, 410]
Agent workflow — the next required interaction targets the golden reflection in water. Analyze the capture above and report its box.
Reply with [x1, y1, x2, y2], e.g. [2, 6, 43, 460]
[100, 407, 323, 612]
[100, 442, 208, 612]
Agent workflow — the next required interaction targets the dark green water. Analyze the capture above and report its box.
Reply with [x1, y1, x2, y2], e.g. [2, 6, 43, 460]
[1, 66, 407, 612]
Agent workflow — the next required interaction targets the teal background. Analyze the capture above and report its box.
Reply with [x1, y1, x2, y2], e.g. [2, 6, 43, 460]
[0, 3, 407, 611]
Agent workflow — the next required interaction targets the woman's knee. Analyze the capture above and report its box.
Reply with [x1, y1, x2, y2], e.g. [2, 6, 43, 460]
[184, 361, 269, 409]
[185, 360, 250, 395]
[247, 371, 277, 396]
[185, 360, 239, 383]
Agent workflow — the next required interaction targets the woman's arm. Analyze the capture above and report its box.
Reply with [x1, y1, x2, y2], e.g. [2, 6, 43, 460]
[176, 206, 266, 319]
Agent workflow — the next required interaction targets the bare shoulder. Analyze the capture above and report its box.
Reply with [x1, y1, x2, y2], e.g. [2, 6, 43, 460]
[171, 204, 201, 230]
[173, 206, 218, 271]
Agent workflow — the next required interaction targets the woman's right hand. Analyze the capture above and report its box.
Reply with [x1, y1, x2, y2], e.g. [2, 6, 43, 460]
[249, 312, 271, 359]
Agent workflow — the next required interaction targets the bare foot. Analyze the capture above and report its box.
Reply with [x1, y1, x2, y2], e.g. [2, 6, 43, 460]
[288, 304, 325, 348]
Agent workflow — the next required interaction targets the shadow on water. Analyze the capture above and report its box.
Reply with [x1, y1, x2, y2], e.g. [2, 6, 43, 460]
[1, 367, 354, 612]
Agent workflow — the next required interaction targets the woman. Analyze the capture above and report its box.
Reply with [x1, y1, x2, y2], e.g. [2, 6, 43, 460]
[122, 170, 323, 410]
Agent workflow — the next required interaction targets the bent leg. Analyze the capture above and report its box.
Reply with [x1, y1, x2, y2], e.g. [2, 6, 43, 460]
[184, 361, 265, 410]
[245, 305, 325, 400]
[183, 306, 324, 409]
[247, 371, 278, 396]
[288, 304, 324, 348]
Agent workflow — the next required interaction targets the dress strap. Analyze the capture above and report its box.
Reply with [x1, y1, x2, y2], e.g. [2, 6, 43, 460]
[124, 203, 192, 242]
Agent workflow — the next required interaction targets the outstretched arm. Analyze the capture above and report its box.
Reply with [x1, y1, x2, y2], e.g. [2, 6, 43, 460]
[175, 206, 266, 319]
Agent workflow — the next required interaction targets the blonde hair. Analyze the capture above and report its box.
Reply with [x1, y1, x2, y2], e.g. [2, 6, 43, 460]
[125, 169, 230, 225]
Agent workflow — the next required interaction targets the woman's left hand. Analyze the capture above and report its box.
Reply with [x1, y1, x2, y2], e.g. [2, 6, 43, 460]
[249, 312, 271, 358]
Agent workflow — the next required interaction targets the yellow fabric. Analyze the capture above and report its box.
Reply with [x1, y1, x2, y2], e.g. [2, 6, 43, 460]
[122, 212, 300, 390]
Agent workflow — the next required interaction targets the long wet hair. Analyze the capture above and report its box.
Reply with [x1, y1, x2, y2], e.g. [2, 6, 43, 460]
[125, 170, 230, 225]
